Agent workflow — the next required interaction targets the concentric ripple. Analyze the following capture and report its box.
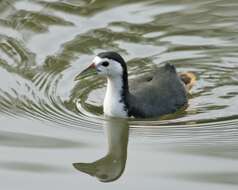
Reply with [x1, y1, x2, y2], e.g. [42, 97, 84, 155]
[0, 0, 238, 140]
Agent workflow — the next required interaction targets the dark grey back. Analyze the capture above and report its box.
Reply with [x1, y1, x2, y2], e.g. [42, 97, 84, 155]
[128, 64, 187, 118]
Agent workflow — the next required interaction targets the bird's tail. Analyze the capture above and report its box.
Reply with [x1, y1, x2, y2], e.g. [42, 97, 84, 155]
[179, 72, 196, 92]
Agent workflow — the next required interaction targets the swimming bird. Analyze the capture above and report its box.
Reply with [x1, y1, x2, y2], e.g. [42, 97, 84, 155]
[81, 52, 196, 118]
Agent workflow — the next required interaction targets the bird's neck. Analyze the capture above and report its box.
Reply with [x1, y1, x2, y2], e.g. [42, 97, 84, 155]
[103, 75, 129, 118]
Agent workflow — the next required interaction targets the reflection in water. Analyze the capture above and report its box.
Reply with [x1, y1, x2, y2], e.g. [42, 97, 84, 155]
[73, 118, 129, 182]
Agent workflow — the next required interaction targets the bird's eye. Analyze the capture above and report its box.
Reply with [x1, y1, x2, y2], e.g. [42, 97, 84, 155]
[102, 61, 109, 67]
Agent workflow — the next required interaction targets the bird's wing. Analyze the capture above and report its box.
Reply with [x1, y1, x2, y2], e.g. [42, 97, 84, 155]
[128, 64, 188, 118]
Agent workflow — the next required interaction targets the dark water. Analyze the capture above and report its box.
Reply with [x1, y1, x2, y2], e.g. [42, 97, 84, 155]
[0, 0, 238, 189]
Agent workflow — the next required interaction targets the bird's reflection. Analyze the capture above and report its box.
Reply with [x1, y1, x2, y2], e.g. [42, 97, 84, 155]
[73, 118, 129, 182]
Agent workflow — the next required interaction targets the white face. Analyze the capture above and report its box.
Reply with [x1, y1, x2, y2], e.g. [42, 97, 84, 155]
[92, 56, 123, 77]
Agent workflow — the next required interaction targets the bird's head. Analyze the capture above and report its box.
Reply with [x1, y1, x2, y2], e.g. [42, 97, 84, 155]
[84, 52, 127, 78]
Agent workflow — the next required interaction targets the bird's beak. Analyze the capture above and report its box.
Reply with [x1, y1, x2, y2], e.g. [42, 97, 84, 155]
[82, 63, 96, 73]
[74, 63, 96, 81]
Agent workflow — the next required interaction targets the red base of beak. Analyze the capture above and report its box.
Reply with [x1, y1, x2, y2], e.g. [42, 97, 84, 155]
[89, 63, 96, 69]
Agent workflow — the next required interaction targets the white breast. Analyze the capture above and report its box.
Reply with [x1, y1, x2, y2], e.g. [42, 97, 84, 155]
[103, 77, 128, 118]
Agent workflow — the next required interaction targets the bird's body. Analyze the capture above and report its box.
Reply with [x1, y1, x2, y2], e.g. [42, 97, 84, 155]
[128, 64, 188, 118]
[82, 52, 196, 118]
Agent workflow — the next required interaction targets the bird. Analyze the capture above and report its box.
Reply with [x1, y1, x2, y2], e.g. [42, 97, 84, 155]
[81, 51, 196, 118]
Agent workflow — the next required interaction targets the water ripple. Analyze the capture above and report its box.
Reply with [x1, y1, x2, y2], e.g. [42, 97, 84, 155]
[0, 0, 238, 141]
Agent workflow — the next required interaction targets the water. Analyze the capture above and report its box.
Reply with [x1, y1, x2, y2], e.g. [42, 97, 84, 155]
[0, 0, 238, 189]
